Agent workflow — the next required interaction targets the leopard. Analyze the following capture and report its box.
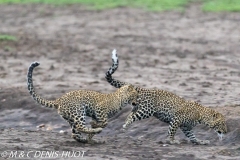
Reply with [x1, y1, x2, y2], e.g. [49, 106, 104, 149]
[27, 61, 138, 143]
[105, 49, 227, 145]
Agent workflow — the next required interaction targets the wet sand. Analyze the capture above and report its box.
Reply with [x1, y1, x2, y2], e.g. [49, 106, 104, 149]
[0, 3, 240, 160]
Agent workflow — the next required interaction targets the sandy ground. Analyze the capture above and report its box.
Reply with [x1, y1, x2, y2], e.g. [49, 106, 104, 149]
[0, 3, 240, 160]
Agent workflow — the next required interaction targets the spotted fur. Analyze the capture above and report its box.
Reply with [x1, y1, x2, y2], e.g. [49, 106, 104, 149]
[27, 62, 138, 143]
[105, 50, 227, 145]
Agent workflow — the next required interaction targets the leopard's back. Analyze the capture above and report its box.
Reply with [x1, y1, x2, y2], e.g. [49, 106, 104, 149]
[56, 90, 102, 107]
[134, 87, 186, 120]
[55, 89, 128, 117]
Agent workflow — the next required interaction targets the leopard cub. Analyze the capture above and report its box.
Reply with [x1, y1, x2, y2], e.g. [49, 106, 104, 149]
[27, 62, 138, 143]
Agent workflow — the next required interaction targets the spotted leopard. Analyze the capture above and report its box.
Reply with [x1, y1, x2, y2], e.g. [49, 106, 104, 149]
[105, 49, 227, 145]
[27, 62, 138, 143]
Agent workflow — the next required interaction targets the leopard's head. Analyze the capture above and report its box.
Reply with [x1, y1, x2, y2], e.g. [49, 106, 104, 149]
[119, 85, 138, 107]
[208, 112, 227, 140]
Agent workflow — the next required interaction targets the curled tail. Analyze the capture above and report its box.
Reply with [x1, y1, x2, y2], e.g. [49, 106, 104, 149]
[105, 49, 129, 88]
[106, 49, 118, 77]
[27, 62, 57, 109]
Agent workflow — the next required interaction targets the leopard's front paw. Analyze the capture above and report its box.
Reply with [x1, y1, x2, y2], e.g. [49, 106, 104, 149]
[193, 140, 210, 145]
[93, 127, 103, 134]
[72, 134, 88, 143]
[121, 124, 128, 133]
[120, 127, 126, 133]
[166, 139, 181, 145]
[88, 139, 106, 144]
[122, 124, 128, 129]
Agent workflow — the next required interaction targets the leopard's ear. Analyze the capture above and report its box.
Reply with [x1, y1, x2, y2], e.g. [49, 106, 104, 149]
[212, 112, 222, 121]
[213, 113, 218, 119]
[127, 85, 134, 91]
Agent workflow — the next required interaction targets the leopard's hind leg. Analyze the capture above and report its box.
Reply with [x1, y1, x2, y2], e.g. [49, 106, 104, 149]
[72, 105, 103, 134]
[88, 112, 108, 144]
[180, 126, 210, 145]
[71, 127, 88, 143]
[61, 106, 102, 143]
[90, 110, 108, 129]
[61, 115, 88, 143]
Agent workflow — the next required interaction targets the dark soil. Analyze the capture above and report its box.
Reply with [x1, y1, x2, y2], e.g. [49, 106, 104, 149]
[0, 3, 240, 160]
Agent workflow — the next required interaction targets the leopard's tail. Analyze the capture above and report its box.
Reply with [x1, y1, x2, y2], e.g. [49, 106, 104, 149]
[105, 49, 129, 88]
[27, 62, 58, 109]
